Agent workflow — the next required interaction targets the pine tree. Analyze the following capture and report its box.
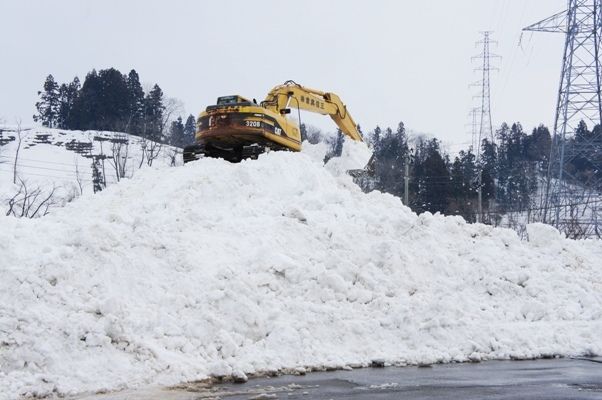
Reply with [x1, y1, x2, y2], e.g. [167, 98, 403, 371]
[412, 138, 450, 214]
[574, 120, 590, 143]
[449, 149, 478, 221]
[183, 114, 196, 145]
[57, 77, 80, 129]
[169, 116, 185, 147]
[324, 129, 345, 162]
[478, 137, 497, 215]
[126, 69, 145, 135]
[71, 68, 130, 131]
[372, 125, 382, 151]
[494, 122, 538, 212]
[568, 120, 599, 185]
[72, 69, 101, 130]
[96, 68, 130, 131]
[33, 74, 60, 127]
[526, 124, 551, 167]
[372, 122, 409, 197]
[144, 84, 165, 141]
[333, 129, 344, 157]
[300, 123, 307, 142]
[356, 124, 364, 140]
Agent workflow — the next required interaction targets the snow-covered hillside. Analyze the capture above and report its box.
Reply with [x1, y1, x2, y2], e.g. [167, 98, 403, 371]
[0, 126, 181, 216]
[1, 139, 601, 399]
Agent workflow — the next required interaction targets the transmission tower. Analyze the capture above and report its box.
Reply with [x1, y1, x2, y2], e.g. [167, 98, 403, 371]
[471, 31, 500, 222]
[466, 107, 480, 151]
[524, 0, 602, 237]
[472, 32, 500, 146]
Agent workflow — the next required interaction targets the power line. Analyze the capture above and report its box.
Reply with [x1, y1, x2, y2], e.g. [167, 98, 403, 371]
[0, 168, 95, 183]
[0, 154, 86, 167]
[4, 161, 90, 174]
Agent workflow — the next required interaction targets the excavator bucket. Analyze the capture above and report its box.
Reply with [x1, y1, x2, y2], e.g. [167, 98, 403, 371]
[347, 153, 376, 178]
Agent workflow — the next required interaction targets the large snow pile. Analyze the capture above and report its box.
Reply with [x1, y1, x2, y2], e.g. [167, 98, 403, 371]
[1, 141, 602, 399]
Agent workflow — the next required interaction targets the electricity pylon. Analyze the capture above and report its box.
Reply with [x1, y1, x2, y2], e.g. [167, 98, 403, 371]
[471, 31, 500, 223]
[524, 0, 602, 237]
[467, 107, 480, 151]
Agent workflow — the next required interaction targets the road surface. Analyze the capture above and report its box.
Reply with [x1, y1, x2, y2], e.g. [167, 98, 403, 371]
[74, 357, 602, 399]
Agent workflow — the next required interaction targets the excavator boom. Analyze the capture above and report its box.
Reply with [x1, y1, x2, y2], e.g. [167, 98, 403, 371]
[262, 81, 363, 142]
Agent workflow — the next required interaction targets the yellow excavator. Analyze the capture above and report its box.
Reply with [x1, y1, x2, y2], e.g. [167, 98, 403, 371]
[183, 80, 366, 164]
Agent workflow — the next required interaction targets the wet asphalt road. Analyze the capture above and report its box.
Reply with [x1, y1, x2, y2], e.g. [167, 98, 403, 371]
[76, 357, 602, 400]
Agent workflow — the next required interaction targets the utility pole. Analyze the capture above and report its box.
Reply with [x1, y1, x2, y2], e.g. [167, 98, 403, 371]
[524, 0, 602, 236]
[471, 31, 500, 223]
[404, 153, 410, 206]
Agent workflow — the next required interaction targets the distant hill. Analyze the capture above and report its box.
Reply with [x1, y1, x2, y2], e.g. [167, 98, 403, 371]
[0, 125, 182, 216]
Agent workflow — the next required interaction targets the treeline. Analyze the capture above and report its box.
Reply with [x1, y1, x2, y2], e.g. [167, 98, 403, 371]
[363, 120, 601, 223]
[316, 121, 555, 223]
[33, 69, 196, 147]
[561, 121, 602, 185]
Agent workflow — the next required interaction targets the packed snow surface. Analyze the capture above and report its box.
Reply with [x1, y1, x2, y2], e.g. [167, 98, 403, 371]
[1, 140, 602, 399]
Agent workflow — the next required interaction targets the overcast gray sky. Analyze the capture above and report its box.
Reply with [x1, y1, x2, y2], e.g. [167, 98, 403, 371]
[0, 0, 567, 148]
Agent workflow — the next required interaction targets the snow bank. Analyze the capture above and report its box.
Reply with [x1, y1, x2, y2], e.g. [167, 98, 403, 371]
[0, 126, 180, 212]
[1, 143, 602, 399]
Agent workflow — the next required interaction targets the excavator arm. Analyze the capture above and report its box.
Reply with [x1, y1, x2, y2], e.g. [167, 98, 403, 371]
[262, 80, 363, 142]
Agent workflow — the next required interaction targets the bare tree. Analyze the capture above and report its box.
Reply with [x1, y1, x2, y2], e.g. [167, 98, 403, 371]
[0, 118, 5, 165]
[138, 138, 147, 168]
[98, 139, 108, 189]
[6, 178, 57, 218]
[145, 139, 162, 167]
[73, 157, 84, 195]
[167, 147, 181, 167]
[138, 136, 162, 168]
[107, 135, 130, 182]
[161, 97, 185, 138]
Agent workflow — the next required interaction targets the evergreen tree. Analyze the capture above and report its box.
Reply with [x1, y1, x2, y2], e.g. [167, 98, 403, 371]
[333, 128, 344, 157]
[33, 74, 60, 127]
[126, 69, 145, 134]
[183, 114, 196, 145]
[373, 122, 409, 197]
[449, 149, 478, 221]
[57, 77, 80, 129]
[412, 138, 450, 214]
[300, 123, 307, 142]
[72, 69, 101, 130]
[574, 120, 590, 143]
[526, 124, 551, 164]
[324, 129, 345, 162]
[144, 84, 165, 141]
[496, 122, 536, 212]
[356, 124, 364, 140]
[371, 125, 382, 151]
[169, 116, 185, 147]
[72, 68, 130, 131]
[96, 68, 130, 131]
[568, 120, 601, 185]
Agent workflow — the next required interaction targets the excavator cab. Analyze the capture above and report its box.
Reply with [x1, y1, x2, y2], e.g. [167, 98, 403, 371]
[215, 95, 252, 106]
